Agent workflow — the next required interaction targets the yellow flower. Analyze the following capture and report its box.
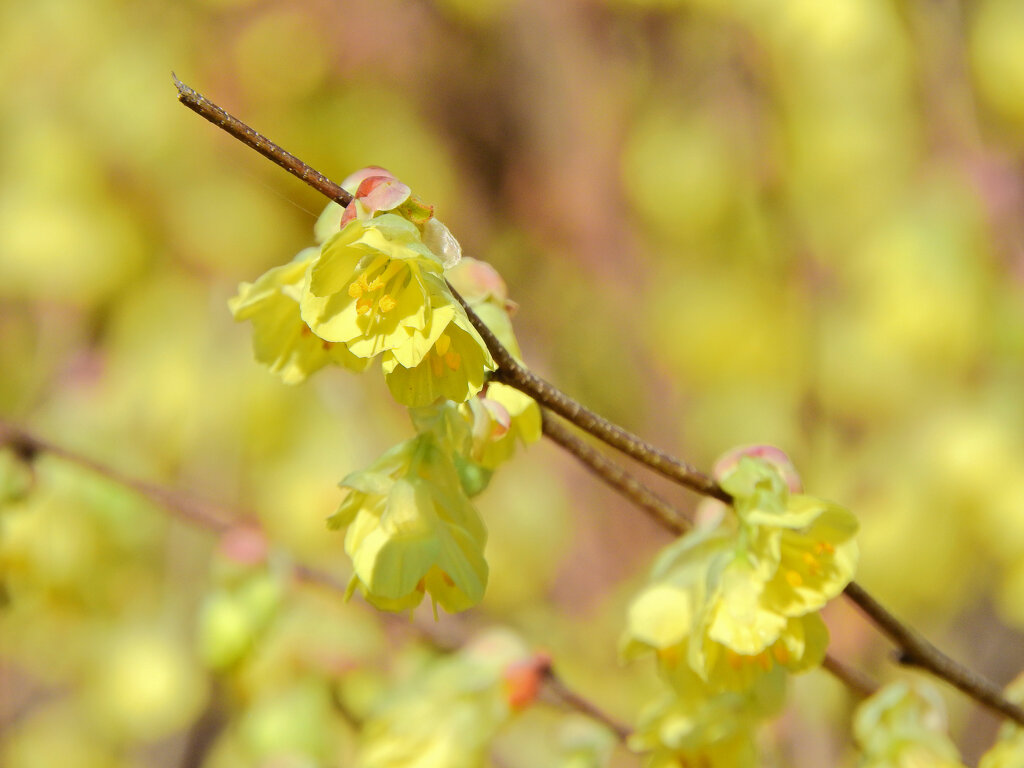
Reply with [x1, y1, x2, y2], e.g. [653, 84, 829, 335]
[381, 304, 495, 407]
[854, 682, 966, 768]
[228, 250, 369, 384]
[300, 214, 449, 361]
[330, 434, 488, 615]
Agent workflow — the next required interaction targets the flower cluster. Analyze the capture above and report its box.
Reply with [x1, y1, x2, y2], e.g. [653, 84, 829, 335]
[355, 629, 530, 768]
[622, 446, 858, 765]
[230, 169, 540, 615]
[854, 682, 966, 768]
[231, 168, 494, 405]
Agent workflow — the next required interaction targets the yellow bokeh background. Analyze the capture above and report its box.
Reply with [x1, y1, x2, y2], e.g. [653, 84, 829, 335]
[2, 0, 1024, 765]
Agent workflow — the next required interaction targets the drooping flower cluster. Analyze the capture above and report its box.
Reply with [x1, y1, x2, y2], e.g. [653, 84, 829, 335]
[231, 168, 494, 405]
[622, 446, 859, 765]
[230, 169, 540, 615]
[355, 629, 530, 768]
[853, 681, 966, 768]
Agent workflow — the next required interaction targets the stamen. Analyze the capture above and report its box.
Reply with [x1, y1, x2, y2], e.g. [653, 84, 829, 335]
[444, 351, 461, 370]
[785, 570, 803, 588]
[430, 354, 444, 377]
[378, 294, 397, 313]
[757, 652, 772, 671]
[773, 644, 790, 665]
[727, 650, 744, 670]
[356, 297, 373, 315]
[435, 333, 451, 356]
[348, 278, 365, 299]
[441, 572, 455, 587]
[814, 540, 835, 555]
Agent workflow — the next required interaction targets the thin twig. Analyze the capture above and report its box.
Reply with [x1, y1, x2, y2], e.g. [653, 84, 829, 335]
[844, 581, 1024, 723]
[543, 667, 632, 742]
[473, 311, 729, 503]
[821, 652, 878, 700]
[541, 410, 691, 534]
[169, 77, 1024, 727]
[0, 420, 236, 534]
[172, 75, 353, 208]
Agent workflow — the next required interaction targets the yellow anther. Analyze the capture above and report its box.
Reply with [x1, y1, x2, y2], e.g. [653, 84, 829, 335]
[814, 540, 835, 555]
[378, 294, 397, 313]
[727, 650, 744, 670]
[657, 646, 680, 667]
[356, 297, 373, 315]
[366, 276, 385, 291]
[785, 570, 803, 588]
[435, 333, 451, 356]
[430, 354, 445, 377]
[440, 571, 455, 587]
[444, 351, 461, 370]
[348, 280, 365, 299]
[757, 652, 772, 671]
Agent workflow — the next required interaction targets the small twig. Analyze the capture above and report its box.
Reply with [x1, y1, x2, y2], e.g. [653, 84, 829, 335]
[172, 74, 352, 208]
[541, 410, 691, 534]
[844, 581, 1024, 724]
[543, 667, 632, 742]
[469, 305, 729, 503]
[821, 653, 878, 700]
[0, 420, 236, 534]
[169, 77, 1024, 728]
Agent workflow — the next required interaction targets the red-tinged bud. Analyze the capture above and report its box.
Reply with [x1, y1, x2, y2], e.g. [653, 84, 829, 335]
[219, 525, 269, 565]
[503, 653, 552, 711]
[713, 444, 802, 493]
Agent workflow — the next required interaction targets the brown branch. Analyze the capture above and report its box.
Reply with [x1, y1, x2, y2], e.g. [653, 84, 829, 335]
[172, 74, 353, 208]
[169, 77, 1024, 728]
[543, 666, 632, 742]
[541, 410, 691, 534]
[0, 420, 236, 534]
[821, 652, 878, 700]
[471, 307, 729, 503]
[844, 581, 1024, 723]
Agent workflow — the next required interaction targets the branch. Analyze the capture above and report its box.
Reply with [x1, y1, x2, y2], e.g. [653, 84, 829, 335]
[169, 77, 1024, 727]
[173, 74, 352, 208]
[844, 581, 1024, 722]
[543, 666, 632, 742]
[541, 410, 691, 534]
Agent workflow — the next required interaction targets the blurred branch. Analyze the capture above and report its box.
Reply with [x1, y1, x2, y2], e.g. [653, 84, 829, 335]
[821, 653, 878, 701]
[0, 417, 631, 739]
[169, 77, 1024, 728]
[543, 665, 632, 743]
[0, 420, 236, 534]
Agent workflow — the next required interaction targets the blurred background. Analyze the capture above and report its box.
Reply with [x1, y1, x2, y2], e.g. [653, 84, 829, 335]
[3, 0, 1024, 765]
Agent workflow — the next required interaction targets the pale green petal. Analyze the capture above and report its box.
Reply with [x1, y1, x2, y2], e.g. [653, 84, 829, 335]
[706, 560, 786, 655]
[626, 583, 696, 651]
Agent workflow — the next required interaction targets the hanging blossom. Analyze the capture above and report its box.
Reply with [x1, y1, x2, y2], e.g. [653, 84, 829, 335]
[628, 658, 784, 768]
[356, 630, 531, 768]
[228, 248, 370, 384]
[622, 446, 858, 692]
[231, 167, 495, 407]
[330, 432, 488, 615]
[854, 681, 966, 768]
